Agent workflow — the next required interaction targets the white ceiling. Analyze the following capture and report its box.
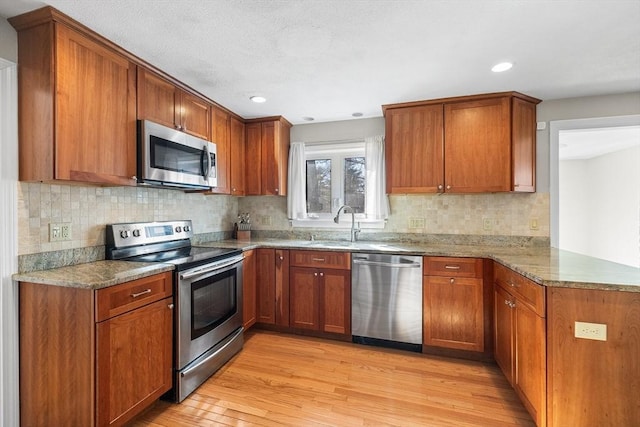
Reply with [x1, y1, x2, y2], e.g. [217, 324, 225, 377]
[559, 126, 640, 160]
[1, 0, 639, 124]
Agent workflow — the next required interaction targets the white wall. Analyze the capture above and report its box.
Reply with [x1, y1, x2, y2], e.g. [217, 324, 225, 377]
[559, 145, 640, 267]
[0, 18, 17, 62]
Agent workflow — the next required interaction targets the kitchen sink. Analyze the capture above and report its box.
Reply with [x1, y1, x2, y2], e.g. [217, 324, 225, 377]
[296, 241, 411, 252]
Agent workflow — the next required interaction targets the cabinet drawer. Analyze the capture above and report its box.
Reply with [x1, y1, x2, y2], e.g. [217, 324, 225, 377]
[96, 272, 173, 322]
[424, 257, 482, 278]
[290, 250, 351, 270]
[494, 263, 545, 317]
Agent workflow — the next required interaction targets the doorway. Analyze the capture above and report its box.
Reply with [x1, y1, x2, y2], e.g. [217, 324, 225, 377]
[550, 115, 640, 267]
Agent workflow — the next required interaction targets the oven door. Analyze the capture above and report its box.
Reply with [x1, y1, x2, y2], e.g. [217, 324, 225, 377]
[177, 254, 243, 369]
[139, 119, 217, 189]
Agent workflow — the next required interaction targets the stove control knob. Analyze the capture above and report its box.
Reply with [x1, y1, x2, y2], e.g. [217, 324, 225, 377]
[120, 230, 130, 239]
[183, 225, 190, 232]
[175, 226, 182, 233]
[132, 229, 141, 237]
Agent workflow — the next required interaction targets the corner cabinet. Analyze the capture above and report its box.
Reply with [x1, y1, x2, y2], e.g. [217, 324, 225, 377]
[245, 116, 292, 196]
[493, 263, 546, 427]
[19, 272, 174, 427]
[289, 251, 351, 337]
[137, 66, 211, 140]
[10, 9, 137, 186]
[383, 92, 540, 194]
[209, 107, 246, 196]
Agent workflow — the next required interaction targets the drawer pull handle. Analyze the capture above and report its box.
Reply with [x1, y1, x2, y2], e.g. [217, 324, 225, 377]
[450, 278, 455, 284]
[444, 265, 461, 270]
[312, 258, 325, 262]
[131, 289, 152, 298]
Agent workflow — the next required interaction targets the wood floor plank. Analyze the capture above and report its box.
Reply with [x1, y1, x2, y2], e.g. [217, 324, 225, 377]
[130, 330, 534, 426]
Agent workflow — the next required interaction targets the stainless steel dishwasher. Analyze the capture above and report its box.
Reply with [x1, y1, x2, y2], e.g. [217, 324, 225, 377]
[351, 253, 423, 352]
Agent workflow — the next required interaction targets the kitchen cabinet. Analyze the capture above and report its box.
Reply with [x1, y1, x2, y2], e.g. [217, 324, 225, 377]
[10, 10, 137, 186]
[256, 248, 290, 326]
[229, 116, 246, 196]
[547, 288, 640, 427]
[245, 117, 292, 196]
[383, 92, 540, 194]
[423, 257, 484, 352]
[242, 249, 257, 329]
[209, 105, 231, 194]
[137, 66, 211, 141]
[494, 263, 546, 427]
[289, 251, 351, 337]
[19, 272, 173, 427]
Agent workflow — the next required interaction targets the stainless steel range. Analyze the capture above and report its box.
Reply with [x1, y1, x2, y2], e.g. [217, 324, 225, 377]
[106, 220, 244, 402]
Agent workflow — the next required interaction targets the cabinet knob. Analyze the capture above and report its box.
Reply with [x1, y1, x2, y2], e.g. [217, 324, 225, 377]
[131, 176, 137, 181]
[274, 188, 279, 193]
[438, 184, 443, 190]
[314, 272, 318, 277]
[320, 272, 324, 277]
[168, 303, 174, 309]
[279, 256, 284, 260]
[450, 278, 455, 284]
[446, 185, 451, 190]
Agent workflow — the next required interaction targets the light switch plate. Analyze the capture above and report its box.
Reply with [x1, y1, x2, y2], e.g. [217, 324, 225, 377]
[575, 321, 607, 341]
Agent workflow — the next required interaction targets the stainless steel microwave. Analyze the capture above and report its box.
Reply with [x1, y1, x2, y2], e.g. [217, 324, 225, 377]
[137, 120, 217, 190]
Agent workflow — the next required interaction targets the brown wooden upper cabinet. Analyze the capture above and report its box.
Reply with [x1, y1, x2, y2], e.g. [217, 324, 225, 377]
[245, 117, 292, 196]
[137, 67, 211, 141]
[383, 92, 540, 194]
[10, 9, 137, 186]
[208, 106, 246, 195]
[229, 116, 246, 196]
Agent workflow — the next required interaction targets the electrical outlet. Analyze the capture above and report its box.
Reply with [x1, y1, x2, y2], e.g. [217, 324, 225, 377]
[259, 215, 272, 226]
[483, 218, 493, 231]
[575, 321, 607, 341]
[49, 223, 72, 242]
[529, 218, 539, 230]
[409, 217, 426, 229]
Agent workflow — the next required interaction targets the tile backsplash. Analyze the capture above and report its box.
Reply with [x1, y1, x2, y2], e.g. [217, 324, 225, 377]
[17, 183, 237, 255]
[239, 192, 550, 237]
[18, 182, 549, 256]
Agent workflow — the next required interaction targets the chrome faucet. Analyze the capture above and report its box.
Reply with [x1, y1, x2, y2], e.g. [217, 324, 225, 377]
[334, 205, 360, 242]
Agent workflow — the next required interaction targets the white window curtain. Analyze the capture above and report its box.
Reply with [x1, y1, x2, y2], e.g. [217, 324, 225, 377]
[364, 135, 389, 220]
[287, 141, 307, 219]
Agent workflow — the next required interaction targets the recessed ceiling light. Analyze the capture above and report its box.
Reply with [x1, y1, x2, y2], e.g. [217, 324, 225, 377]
[352, 112, 363, 117]
[491, 62, 513, 72]
[302, 116, 315, 121]
[250, 96, 266, 103]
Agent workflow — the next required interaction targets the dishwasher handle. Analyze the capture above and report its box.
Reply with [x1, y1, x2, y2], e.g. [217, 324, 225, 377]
[352, 258, 421, 268]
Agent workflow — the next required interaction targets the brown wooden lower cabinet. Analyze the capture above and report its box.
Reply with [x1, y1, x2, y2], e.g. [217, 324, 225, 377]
[242, 249, 257, 329]
[256, 248, 289, 326]
[494, 263, 546, 427]
[19, 272, 173, 427]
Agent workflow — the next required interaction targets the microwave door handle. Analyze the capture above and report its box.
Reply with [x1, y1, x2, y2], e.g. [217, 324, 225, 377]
[202, 145, 211, 180]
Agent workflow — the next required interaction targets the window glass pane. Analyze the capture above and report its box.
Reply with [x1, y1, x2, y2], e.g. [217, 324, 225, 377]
[306, 159, 332, 213]
[344, 157, 365, 213]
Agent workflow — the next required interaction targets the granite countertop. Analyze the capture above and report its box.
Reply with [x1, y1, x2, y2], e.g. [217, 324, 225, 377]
[12, 260, 174, 290]
[197, 238, 640, 292]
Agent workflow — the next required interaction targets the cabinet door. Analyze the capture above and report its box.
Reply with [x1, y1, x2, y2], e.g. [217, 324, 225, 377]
[444, 97, 511, 192]
[137, 67, 178, 129]
[229, 116, 246, 196]
[96, 297, 173, 427]
[322, 269, 351, 336]
[512, 97, 536, 192]
[242, 249, 257, 329]
[424, 276, 484, 351]
[385, 105, 444, 193]
[275, 249, 290, 326]
[494, 285, 514, 385]
[56, 24, 136, 185]
[514, 300, 546, 427]
[256, 248, 276, 324]
[179, 91, 211, 140]
[245, 122, 262, 195]
[289, 267, 320, 330]
[210, 106, 231, 194]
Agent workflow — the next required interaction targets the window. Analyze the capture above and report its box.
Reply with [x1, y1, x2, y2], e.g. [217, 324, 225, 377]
[304, 142, 365, 219]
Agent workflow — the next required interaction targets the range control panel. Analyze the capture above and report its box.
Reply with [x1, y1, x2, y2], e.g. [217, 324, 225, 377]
[106, 220, 194, 248]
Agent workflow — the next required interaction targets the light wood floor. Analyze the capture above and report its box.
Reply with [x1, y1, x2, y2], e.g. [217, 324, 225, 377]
[131, 330, 534, 426]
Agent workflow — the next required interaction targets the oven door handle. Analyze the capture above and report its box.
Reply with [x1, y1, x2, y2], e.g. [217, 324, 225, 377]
[179, 255, 244, 280]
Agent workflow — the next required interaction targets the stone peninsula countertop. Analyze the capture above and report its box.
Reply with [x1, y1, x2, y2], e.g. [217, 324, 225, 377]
[196, 239, 640, 293]
[12, 260, 174, 290]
